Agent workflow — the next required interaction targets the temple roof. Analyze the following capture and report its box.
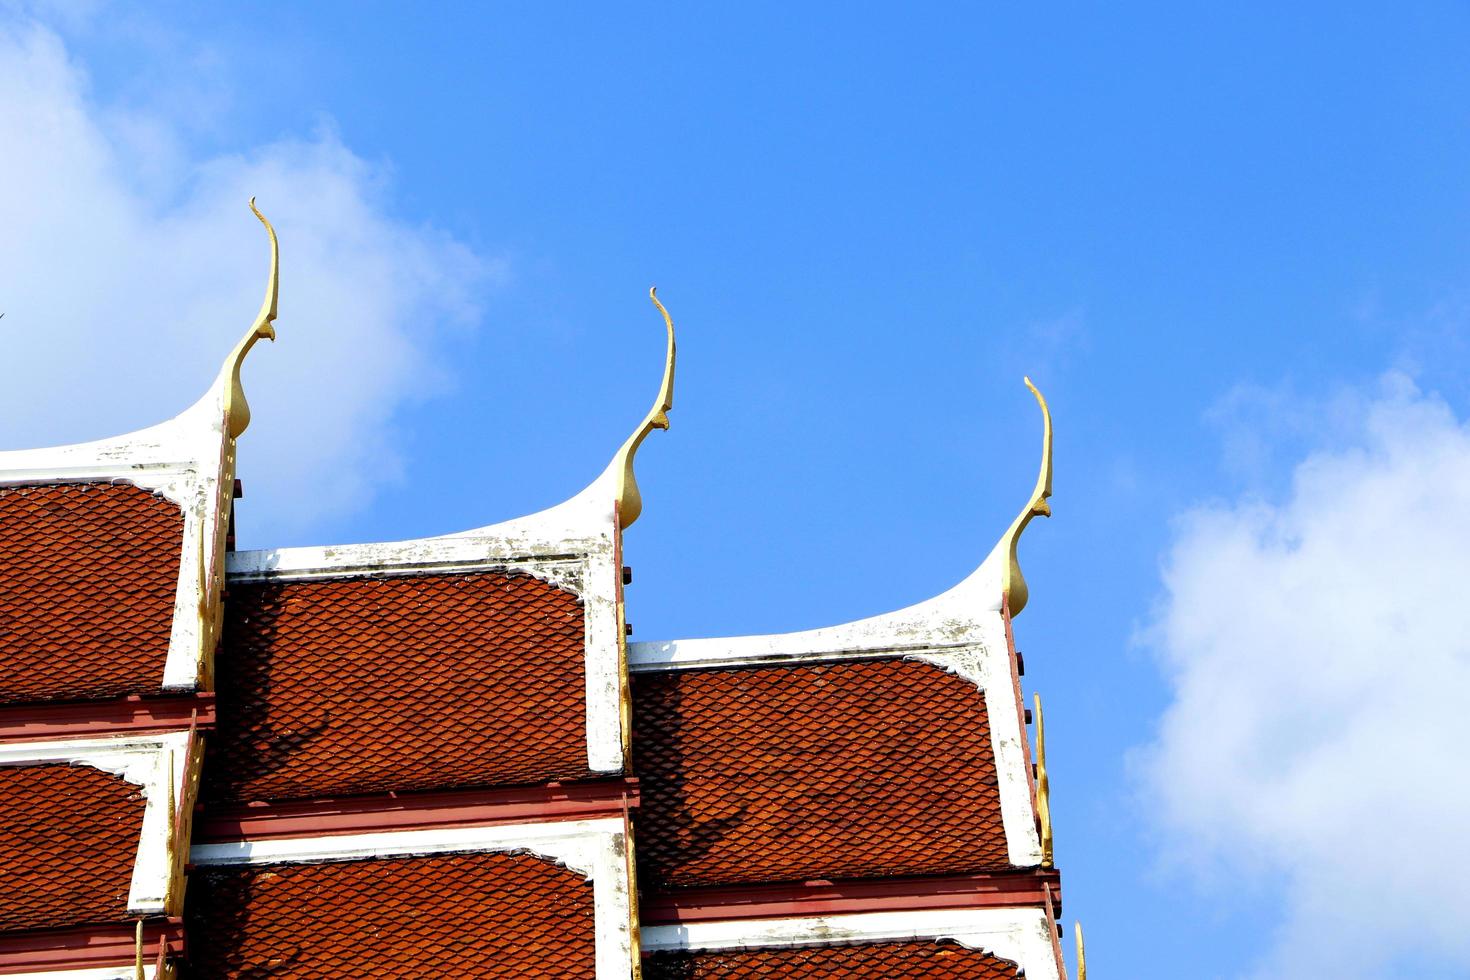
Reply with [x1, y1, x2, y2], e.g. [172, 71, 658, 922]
[0, 209, 1081, 978]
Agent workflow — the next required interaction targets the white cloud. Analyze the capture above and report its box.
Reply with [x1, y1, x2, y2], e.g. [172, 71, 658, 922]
[0, 16, 499, 542]
[1139, 373, 1470, 978]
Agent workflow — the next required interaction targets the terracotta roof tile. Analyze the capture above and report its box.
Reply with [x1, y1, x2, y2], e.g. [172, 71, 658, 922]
[0, 764, 144, 932]
[186, 851, 595, 977]
[204, 573, 595, 804]
[644, 940, 1021, 978]
[0, 483, 181, 704]
[633, 659, 1010, 889]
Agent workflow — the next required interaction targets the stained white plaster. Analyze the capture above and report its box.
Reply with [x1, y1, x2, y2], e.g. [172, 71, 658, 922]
[0, 732, 193, 915]
[641, 906, 1061, 979]
[0, 364, 244, 693]
[943, 614, 1044, 869]
[226, 455, 631, 775]
[191, 816, 636, 980]
[628, 539, 1007, 672]
[626, 537, 1043, 867]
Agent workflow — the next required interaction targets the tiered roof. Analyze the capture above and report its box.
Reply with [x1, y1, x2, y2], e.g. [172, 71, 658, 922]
[0, 200, 278, 978]
[0, 205, 1084, 978]
[626, 378, 1075, 977]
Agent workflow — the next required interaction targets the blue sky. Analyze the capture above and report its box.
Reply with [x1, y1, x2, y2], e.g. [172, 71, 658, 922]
[4, 4, 1470, 977]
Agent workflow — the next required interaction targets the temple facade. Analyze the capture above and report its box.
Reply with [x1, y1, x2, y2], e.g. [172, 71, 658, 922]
[0, 206, 1084, 978]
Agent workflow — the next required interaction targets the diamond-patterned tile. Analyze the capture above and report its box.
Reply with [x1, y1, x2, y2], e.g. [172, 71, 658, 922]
[644, 940, 1021, 978]
[0, 483, 181, 703]
[186, 851, 595, 977]
[633, 658, 1011, 888]
[0, 763, 144, 932]
[205, 572, 595, 803]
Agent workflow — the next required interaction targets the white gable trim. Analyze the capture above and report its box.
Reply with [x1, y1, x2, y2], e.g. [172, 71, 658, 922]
[628, 539, 1008, 673]
[641, 906, 1059, 979]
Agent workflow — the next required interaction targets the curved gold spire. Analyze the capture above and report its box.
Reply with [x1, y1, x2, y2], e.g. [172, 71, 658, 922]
[1034, 691, 1054, 868]
[1075, 921, 1087, 980]
[612, 286, 677, 528]
[220, 198, 280, 440]
[1001, 377, 1053, 615]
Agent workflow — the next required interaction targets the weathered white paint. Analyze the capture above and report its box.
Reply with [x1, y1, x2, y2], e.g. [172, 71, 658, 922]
[0, 361, 246, 693]
[191, 816, 636, 979]
[626, 537, 1044, 867]
[641, 906, 1060, 979]
[628, 537, 1007, 671]
[0, 732, 192, 915]
[958, 614, 1043, 869]
[226, 453, 632, 775]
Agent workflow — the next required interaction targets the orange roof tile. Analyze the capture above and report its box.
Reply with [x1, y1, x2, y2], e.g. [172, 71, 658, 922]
[0, 764, 144, 933]
[186, 851, 595, 977]
[204, 572, 596, 804]
[0, 483, 181, 704]
[643, 940, 1021, 977]
[632, 659, 1010, 889]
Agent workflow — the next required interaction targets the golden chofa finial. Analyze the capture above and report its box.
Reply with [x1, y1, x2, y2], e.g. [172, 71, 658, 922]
[220, 198, 280, 440]
[612, 287, 677, 528]
[1034, 691, 1055, 868]
[1001, 377, 1053, 615]
[1075, 921, 1087, 980]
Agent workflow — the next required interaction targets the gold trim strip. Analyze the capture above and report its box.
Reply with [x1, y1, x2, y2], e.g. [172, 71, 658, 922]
[1034, 691, 1054, 867]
